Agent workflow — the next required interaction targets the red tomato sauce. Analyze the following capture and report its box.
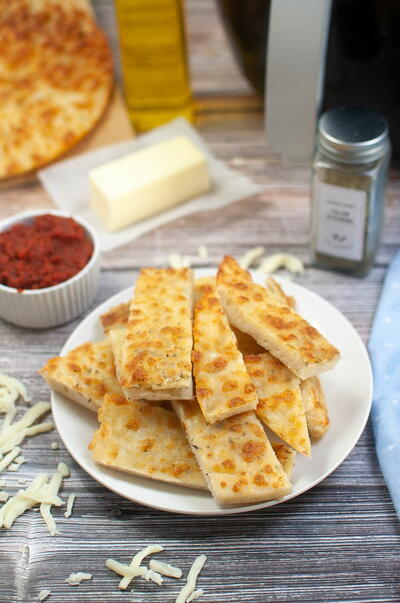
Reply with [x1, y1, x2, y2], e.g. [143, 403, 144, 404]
[0, 214, 93, 290]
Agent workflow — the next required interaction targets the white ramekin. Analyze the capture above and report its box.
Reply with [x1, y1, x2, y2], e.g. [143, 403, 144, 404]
[0, 209, 100, 329]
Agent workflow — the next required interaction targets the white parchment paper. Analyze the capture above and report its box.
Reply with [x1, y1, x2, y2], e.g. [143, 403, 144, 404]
[38, 118, 261, 252]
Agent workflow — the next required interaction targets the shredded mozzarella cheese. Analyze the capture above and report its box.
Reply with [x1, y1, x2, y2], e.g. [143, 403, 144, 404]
[65, 572, 92, 586]
[7, 463, 20, 472]
[0, 473, 48, 528]
[0, 373, 31, 419]
[0, 446, 20, 473]
[187, 589, 204, 602]
[257, 253, 304, 275]
[40, 465, 69, 536]
[168, 253, 191, 269]
[149, 559, 182, 579]
[0, 491, 9, 502]
[175, 555, 207, 603]
[38, 588, 51, 601]
[168, 253, 183, 269]
[57, 462, 70, 478]
[239, 246, 265, 269]
[197, 245, 208, 260]
[0, 402, 52, 454]
[119, 544, 163, 590]
[0, 464, 67, 533]
[144, 569, 163, 586]
[64, 493, 76, 518]
[105, 559, 146, 587]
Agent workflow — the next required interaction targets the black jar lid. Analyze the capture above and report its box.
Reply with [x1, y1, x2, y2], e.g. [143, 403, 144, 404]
[317, 106, 390, 163]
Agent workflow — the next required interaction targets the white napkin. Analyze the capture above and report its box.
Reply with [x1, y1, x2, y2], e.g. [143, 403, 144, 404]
[38, 118, 261, 252]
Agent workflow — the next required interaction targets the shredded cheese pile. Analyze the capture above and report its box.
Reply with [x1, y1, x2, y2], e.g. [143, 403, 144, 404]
[239, 246, 265, 269]
[0, 374, 53, 481]
[106, 545, 206, 601]
[257, 253, 304, 275]
[238, 247, 304, 275]
[0, 462, 69, 534]
[168, 253, 191, 269]
[0, 372, 31, 418]
[175, 555, 207, 603]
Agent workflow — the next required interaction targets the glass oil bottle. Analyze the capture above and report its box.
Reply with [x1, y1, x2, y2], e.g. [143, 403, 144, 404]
[115, 0, 194, 132]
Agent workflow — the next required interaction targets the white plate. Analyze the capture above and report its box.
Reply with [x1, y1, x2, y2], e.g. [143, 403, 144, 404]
[51, 270, 373, 515]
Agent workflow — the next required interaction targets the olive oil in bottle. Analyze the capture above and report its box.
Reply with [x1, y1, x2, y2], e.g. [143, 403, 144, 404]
[115, 0, 194, 132]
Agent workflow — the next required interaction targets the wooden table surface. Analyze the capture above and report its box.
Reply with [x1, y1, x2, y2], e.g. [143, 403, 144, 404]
[1, 1, 400, 602]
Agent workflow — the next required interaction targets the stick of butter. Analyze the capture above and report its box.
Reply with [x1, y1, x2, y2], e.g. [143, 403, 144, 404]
[89, 136, 211, 231]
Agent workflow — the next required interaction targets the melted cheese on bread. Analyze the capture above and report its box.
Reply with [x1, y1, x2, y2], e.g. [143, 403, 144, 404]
[100, 302, 130, 334]
[244, 353, 311, 457]
[173, 400, 292, 504]
[89, 393, 206, 490]
[192, 281, 258, 424]
[217, 256, 340, 380]
[120, 268, 193, 400]
[110, 327, 191, 402]
[300, 376, 329, 440]
[40, 340, 121, 412]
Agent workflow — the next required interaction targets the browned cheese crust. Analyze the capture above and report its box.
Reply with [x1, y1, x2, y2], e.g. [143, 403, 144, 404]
[300, 376, 329, 440]
[0, 0, 113, 178]
[264, 277, 296, 308]
[110, 327, 192, 402]
[40, 339, 121, 412]
[217, 256, 340, 380]
[120, 268, 193, 400]
[192, 280, 258, 424]
[244, 353, 311, 457]
[89, 393, 207, 490]
[172, 400, 292, 505]
[271, 443, 296, 480]
[100, 302, 130, 334]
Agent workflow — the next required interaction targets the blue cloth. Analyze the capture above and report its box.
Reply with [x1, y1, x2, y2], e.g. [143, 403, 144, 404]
[368, 250, 400, 518]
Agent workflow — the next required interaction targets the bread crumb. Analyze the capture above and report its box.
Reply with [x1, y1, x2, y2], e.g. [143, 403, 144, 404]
[51, 442, 59, 450]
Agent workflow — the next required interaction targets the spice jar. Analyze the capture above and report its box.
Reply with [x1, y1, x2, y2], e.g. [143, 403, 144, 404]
[310, 106, 390, 276]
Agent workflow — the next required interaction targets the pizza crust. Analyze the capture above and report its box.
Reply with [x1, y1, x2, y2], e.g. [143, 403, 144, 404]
[120, 268, 194, 400]
[192, 280, 258, 424]
[89, 393, 207, 491]
[40, 340, 121, 412]
[217, 256, 340, 380]
[0, 0, 113, 178]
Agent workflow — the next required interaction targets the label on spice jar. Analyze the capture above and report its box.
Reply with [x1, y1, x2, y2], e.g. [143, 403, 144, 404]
[314, 181, 366, 261]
